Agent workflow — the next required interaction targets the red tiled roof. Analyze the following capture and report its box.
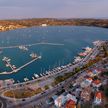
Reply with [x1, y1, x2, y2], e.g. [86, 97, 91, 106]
[87, 70, 92, 74]
[66, 100, 76, 108]
[95, 92, 102, 99]
[86, 77, 93, 81]
[93, 80, 101, 85]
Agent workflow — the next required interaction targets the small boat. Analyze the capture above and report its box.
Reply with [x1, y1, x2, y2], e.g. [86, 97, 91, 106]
[32, 77, 35, 80]
[24, 77, 29, 82]
[43, 73, 46, 76]
[12, 65, 17, 69]
[38, 56, 42, 59]
[19, 46, 28, 51]
[24, 78, 26, 82]
[30, 53, 37, 59]
[17, 80, 20, 83]
[6, 64, 9, 67]
[34, 73, 39, 78]
[40, 73, 43, 77]
[2, 57, 8, 61]
[57, 67, 61, 70]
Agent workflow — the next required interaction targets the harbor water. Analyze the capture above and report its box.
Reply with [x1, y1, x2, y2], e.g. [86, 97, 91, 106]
[0, 26, 108, 82]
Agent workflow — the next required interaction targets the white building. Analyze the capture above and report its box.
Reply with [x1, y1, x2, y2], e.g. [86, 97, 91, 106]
[66, 94, 77, 103]
[54, 95, 66, 108]
[41, 24, 47, 27]
[81, 77, 93, 88]
[54, 94, 77, 108]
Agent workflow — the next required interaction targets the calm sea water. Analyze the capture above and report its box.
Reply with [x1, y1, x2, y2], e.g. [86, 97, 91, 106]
[0, 26, 108, 82]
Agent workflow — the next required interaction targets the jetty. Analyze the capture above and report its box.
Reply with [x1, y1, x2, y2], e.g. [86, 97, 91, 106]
[0, 42, 64, 49]
[0, 56, 41, 75]
[2, 57, 16, 71]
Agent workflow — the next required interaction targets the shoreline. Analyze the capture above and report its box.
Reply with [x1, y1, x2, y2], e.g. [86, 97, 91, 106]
[0, 18, 108, 32]
[0, 40, 105, 101]
[0, 40, 103, 88]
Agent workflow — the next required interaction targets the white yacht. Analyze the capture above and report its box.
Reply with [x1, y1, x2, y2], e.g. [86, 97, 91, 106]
[34, 73, 39, 78]
[19, 46, 28, 51]
[24, 77, 29, 82]
[30, 53, 37, 59]
[32, 77, 35, 80]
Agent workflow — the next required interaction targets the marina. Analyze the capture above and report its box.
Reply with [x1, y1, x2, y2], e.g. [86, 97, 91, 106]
[0, 40, 104, 84]
[0, 40, 103, 89]
[0, 55, 41, 75]
[0, 1, 108, 107]
[2, 57, 17, 71]
[0, 26, 108, 83]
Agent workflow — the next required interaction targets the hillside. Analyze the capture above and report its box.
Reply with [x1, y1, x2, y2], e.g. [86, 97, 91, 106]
[0, 18, 108, 31]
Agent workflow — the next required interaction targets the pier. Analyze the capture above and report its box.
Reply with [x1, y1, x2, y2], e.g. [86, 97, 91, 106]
[5, 60, 15, 71]
[2, 57, 16, 72]
[0, 42, 64, 49]
[15, 56, 41, 72]
[0, 56, 41, 75]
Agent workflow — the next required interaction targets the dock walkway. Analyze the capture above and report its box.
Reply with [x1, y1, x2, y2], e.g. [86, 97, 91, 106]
[0, 56, 41, 75]
[0, 42, 64, 49]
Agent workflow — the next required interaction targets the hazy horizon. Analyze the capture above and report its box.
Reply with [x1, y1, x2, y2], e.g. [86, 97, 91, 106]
[0, 17, 108, 20]
[0, 0, 108, 19]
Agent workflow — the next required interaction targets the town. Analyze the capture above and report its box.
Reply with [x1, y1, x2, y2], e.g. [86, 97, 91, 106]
[0, 25, 26, 32]
[0, 40, 108, 108]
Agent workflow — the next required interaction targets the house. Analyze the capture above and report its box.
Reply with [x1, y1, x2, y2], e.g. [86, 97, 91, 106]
[92, 69, 101, 76]
[94, 92, 102, 104]
[92, 79, 102, 88]
[66, 100, 76, 108]
[54, 94, 77, 108]
[54, 95, 66, 108]
[86, 77, 93, 83]
[87, 69, 101, 77]
[66, 94, 77, 103]
[87, 70, 94, 77]
[41, 24, 47, 27]
[81, 86, 92, 102]
[81, 77, 93, 88]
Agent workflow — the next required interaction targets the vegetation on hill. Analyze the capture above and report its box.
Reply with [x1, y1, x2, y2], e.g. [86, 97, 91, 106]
[0, 18, 108, 31]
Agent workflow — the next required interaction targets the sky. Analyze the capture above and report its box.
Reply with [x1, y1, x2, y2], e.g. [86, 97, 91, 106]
[0, 0, 108, 19]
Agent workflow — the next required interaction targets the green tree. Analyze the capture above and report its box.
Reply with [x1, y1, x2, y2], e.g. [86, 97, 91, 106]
[44, 85, 49, 90]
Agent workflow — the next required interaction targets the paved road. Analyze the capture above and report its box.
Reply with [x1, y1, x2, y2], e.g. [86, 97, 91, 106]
[0, 97, 7, 108]
[8, 67, 88, 108]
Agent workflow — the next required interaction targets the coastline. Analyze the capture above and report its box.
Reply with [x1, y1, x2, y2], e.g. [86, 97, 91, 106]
[0, 40, 106, 101]
[0, 18, 108, 32]
[0, 40, 103, 87]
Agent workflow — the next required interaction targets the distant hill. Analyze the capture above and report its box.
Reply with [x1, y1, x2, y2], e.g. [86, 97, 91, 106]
[0, 18, 108, 31]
